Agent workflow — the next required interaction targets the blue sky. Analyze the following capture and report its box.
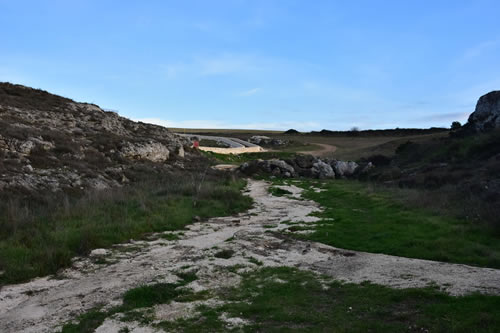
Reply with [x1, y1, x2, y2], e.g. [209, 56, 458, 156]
[1, 0, 499, 131]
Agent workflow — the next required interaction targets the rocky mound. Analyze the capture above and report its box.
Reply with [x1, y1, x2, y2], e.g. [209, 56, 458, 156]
[0, 82, 191, 197]
[467, 90, 500, 132]
[248, 135, 288, 146]
[238, 155, 373, 179]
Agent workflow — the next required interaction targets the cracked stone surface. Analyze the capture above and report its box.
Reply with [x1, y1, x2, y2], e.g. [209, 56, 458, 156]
[0, 179, 499, 332]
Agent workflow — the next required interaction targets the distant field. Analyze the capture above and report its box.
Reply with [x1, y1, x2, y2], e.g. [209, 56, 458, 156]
[172, 128, 448, 161]
[168, 128, 284, 135]
[276, 132, 448, 160]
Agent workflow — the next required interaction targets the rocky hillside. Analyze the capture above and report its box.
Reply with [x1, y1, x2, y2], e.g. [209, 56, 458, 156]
[0, 82, 191, 198]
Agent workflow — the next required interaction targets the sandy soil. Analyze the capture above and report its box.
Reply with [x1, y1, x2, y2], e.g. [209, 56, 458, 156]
[1, 180, 499, 332]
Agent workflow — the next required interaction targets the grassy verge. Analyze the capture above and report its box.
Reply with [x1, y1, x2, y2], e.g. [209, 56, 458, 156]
[283, 179, 500, 268]
[157, 267, 500, 332]
[201, 151, 297, 164]
[62, 266, 500, 332]
[0, 172, 252, 285]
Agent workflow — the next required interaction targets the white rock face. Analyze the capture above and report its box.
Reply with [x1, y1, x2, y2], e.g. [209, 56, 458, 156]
[468, 91, 500, 131]
[120, 141, 170, 162]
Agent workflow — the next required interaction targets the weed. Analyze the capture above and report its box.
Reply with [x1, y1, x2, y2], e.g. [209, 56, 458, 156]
[214, 249, 235, 259]
[268, 186, 293, 197]
[248, 257, 263, 266]
[161, 233, 180, 241]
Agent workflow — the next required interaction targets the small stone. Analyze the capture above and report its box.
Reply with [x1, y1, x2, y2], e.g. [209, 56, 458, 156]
[89, 249, 110, 257]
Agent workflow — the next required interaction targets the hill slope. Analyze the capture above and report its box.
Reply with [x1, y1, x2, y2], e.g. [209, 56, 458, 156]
[0, 82, 190, 198]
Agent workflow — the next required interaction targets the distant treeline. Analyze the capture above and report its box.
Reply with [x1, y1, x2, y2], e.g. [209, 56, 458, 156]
[287, 127, 449, 137]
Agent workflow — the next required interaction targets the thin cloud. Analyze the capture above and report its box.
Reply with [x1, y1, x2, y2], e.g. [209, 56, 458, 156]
[198, 54, 260, 76]
[160, 64, 186, 79]
[461, 40, 498, 61]
[238, 88, 260, 96]
[416, 112, 469, 122]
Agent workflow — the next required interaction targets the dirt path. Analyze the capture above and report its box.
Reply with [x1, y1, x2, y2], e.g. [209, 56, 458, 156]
[299, 143, 337, 156]
[1, 180, 499, 332]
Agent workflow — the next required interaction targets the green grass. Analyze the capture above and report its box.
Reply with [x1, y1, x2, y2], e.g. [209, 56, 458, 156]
[0, 175, 253, 285]
[201, 150, 297, 165]
[214, 249, 235, 259]
[158, 267, 500, 332]
[268, 186, 292, 197]
[61, 270, 203, 332]
[290, 179, 500, 268]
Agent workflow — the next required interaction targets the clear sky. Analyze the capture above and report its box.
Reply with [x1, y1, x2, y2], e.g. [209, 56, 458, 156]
[1, 0, 499, 131]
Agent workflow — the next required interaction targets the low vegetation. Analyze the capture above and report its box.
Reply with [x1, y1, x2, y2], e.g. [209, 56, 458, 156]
[0, 171, 252, 285]
[198, 139, 229, 148]
[201, 150, 297, 164]
[268, 186, 293, 197]
[281, 178, 500, 268]
[161, 267, 499, 332]
[365, 130, 500, 227]
[61, 270, 204, 332]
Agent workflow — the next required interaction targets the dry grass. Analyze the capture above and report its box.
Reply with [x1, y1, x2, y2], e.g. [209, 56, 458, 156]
[0, 169, 252, 285]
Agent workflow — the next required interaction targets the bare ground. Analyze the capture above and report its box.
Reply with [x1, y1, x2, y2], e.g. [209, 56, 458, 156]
[0, 179, 499, 332]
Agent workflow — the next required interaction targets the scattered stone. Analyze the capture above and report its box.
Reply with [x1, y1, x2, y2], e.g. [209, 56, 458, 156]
[239, 156, 361, 180]
[89, 249, 110, 257]
[248, 136, 288, 146]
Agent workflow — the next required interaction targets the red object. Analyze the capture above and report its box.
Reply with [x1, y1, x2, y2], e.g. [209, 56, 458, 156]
[193, 140, 199, 148]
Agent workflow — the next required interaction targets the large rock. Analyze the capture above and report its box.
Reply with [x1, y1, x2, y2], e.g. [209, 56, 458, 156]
[331, 161, 359, 178]
[312, 160, 335, 179]
[268, 159, 295, 176]
[295, 154, 315, 169]
[467, 91, 500, 132]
